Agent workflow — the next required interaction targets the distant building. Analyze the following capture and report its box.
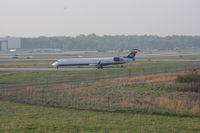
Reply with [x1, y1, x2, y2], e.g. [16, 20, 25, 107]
[0, 37, 21, 51]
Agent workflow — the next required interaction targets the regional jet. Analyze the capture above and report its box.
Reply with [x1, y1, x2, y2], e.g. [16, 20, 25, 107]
[52, 49, 140, 69]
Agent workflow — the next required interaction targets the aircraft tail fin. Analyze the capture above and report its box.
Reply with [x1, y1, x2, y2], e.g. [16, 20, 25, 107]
[125, 49, 140, 59]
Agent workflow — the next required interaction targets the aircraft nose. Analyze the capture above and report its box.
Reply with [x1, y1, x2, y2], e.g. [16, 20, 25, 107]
[52, 62, 58, 67]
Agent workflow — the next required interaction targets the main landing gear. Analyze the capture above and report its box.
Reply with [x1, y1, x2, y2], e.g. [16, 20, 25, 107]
[97, 61, 103, 69]
[97, 64, 103, 69]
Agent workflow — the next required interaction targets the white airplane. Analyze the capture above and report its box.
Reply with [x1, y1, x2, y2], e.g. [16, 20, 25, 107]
[52, 49, 140, 69]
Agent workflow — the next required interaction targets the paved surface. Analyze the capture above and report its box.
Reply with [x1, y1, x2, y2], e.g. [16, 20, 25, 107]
[137, 59, 200, 62]
[0, 67, 97, 71]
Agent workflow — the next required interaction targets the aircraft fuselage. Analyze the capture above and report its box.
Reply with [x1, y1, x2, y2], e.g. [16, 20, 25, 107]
[52, 49, 139, 69]
[52, 57, 133, 69]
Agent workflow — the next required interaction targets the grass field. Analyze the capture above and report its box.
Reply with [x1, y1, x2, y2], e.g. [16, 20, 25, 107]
[0, 60, 53, 68]
[0, 101, 200, 133]
[0, 57, 200, 132]
[0, 61, 200, 83]
[0, 61, 200, 116]
[1, 72, 200, 117]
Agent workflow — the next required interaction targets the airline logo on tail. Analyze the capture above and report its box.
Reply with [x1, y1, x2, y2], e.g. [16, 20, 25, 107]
[126, 49, 140, 59]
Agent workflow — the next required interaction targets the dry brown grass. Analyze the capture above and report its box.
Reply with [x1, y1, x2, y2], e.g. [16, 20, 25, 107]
[2, 72, 199, 115]
[0, 72, 184, 100]
[119, 96, 200, 114]
[68, 72, 184, 89]
[116, 73, 183, 84]
[1, 87, 53, 97]
[155, 96, 200, 113]
[0, 124, 9, 130]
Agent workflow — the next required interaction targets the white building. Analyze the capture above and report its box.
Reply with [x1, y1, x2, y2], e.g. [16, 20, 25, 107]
[0, 37, 21, 51]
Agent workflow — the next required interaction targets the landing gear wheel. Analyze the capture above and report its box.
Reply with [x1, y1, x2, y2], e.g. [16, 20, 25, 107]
[97, 65, 103, 69]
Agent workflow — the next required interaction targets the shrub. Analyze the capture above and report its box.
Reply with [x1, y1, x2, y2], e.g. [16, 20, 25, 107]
[176, 72, 200, 83]
[176, 72, 200, 92]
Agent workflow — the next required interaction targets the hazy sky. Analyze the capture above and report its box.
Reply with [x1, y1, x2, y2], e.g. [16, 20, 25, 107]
[0, 0, 200, 37]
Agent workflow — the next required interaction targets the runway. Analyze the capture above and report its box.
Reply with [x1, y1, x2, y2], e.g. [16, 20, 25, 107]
[0, 57, 200, 72]
[0, 67, 97, 71]
[137, 59, 200, 62]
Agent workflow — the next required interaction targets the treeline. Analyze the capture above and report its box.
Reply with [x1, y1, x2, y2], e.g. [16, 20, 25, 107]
[21, 34, 200, 51]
